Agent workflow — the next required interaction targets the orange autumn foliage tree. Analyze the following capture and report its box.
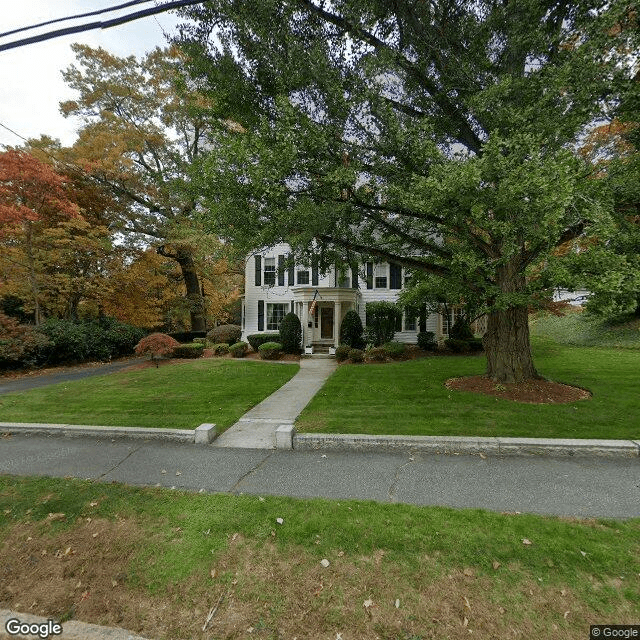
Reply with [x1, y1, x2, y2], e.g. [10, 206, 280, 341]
[0, 150, 80, 325]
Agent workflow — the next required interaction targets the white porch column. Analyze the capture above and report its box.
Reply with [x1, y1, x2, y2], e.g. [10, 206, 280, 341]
[301, 301, 309, 347]
[334, 302, 342, 346]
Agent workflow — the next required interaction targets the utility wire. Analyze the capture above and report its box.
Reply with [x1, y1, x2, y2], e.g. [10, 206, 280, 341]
[0, 0, 157, 39]
[0, 0, 204, 53]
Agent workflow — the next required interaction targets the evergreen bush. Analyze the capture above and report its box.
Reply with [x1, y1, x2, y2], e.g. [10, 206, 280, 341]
[365, 301, 402, 346]
[247, 333, 281, 351]
[339, 310, 364, 348]
[211, 343, 230, 355]
[279, 312, 302, 353]
[229, 341, 248, 357]
[334, 345, 351, 362]
[348, 348, 364, 363]
[382, 341, 406, 359]
[258, 341, 282, 359]
[450, 317, 474, 341]
[207, 324, 241, 345]
[172, 343, 205, 358]
[417, 331, 438, 351]
[365, 346, 387, 362]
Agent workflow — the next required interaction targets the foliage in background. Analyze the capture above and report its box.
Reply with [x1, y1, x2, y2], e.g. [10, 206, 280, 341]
[207, 324, 241, 345]
[0, 312, 50, 368]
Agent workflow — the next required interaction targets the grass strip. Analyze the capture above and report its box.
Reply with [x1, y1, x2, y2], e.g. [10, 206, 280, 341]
[0, 476, 638, 640]
[0, 359, 298, 432]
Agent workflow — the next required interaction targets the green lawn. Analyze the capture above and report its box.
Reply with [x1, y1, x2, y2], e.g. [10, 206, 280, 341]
[0, 359, 298, 431]
[296, 339, 640, 439]
[530, 308, 640, 349]
[1, 476, 638, 639]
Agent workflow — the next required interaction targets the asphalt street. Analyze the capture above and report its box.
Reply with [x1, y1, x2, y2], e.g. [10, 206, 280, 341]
[1, 433, 638, 519]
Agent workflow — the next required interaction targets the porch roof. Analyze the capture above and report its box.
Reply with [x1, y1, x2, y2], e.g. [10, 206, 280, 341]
[292, 286, 361, 304]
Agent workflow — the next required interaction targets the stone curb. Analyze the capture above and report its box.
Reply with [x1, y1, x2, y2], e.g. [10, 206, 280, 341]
[0, 422, 216, 445]
[0, 609, 150, 640]
[294, 433, 640, 458]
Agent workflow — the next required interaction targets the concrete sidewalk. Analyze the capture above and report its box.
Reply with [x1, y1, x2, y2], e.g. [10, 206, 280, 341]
[213, 357, 336, 448]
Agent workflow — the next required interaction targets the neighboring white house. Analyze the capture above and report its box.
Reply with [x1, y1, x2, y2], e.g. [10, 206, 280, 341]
[240, 242, 453, 348]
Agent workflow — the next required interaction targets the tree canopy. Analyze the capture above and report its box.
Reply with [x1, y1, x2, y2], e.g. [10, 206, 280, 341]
[176, 0, 638, 381]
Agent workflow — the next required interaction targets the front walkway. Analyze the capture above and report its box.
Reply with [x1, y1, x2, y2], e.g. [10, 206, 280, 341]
[213, 357, 337, 449]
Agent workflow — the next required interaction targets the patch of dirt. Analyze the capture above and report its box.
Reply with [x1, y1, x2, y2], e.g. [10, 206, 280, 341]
[1, 517, 633, 640]
[0, 357, 140, 381]
[446, 375, 592, 404]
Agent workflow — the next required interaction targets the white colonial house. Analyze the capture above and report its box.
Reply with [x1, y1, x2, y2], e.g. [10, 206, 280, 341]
[240, 242, 464, 351]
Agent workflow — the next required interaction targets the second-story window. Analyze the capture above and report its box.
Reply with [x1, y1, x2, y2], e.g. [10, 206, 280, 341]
[297, 270, 309, 285]
[264, 257, 276, 286]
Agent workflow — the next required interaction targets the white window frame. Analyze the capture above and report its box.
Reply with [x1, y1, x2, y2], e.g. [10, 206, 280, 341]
[297, 269, 310, 285]
[264, 257, 276, 286]
[267, 303, 288, 330]
[374, 263, 387, 289]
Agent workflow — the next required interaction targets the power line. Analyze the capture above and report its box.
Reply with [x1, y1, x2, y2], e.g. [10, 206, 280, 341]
[0, 0, 157, 39]
[0, 0, 204, 53]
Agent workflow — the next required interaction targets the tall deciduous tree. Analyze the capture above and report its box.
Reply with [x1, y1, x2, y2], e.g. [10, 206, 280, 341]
[0, 150, 80, 325]
[176, 0, 635, 382]
[60, 44, 228, 332]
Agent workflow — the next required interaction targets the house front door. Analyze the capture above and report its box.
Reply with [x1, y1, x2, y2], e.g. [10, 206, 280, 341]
[320, 306, 334, 339]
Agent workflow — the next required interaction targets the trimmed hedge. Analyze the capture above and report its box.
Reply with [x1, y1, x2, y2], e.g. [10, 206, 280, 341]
[207, 324, 241, 346]
[258, 341, 282, 360]
[172, 343, 205, 358]
[229, 341, 248, 358]
[211, 343, 230, 355]
[247, 333, 281, 351]
[168, 331, 207, 343]
[335, 345, 351, 362]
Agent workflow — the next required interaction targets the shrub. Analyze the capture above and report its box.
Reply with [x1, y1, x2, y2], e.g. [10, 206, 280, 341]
[207, 324, 241, 346]
[168, 331, 207, 343]
[382, 341, 406, 359]
[468, 337, 484, 352]
[39, 318, 107, 363]
[335, 344, 351, 362]
[339, 310, 364, 349]
[258, 341, 282, 360]
[444, 338, 471, 353]
[365, 346, 387, 362]
[365, 301, 402, 346]
[172, 343, 205, 358]
[193, 337, 207, 345]
[417, 331, 437, 351]
[101, 318, 146, 358]
[134, 333, 180, 366]
[348, 348, 364, 363]
[0, 312, 50, 368]
[279, 312, 302, 353]
[211, 343, 230, 355]
[247, 333, 281, 351]
[229, 341, 248, 358]
[450, 317, 474, 341]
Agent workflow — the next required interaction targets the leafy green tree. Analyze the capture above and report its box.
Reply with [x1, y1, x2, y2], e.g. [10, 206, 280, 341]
[177, 0, 634, 381]
[365, 302, 402, 347]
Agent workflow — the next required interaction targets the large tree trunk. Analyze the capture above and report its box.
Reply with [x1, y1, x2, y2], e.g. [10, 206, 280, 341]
[157, 245, 206, 332]
[482, 262, 538, 383]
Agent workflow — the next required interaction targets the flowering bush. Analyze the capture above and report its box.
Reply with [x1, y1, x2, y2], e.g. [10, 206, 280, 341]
[134, 333, 179, 367]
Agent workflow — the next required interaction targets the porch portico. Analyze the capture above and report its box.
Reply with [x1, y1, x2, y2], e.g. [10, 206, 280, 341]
[292, 287, 362, 348]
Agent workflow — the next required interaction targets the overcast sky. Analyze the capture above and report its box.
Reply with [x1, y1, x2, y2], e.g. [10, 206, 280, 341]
[0, 1, 183, 148]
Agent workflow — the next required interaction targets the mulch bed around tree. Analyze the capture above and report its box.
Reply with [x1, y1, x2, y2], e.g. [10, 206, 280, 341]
[445, 375, 592, 404]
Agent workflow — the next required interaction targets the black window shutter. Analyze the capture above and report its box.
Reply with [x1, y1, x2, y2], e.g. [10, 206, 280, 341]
[419, 306, 427, 333]
[254, 255, 262, 286]
[287, 256, 294, 287]
[312, 261, 319, 286]
[290, 301, 295, 313]
[390, 263, 402, 289]
[278, 255, 285, 286]
[351, 264, 358, 289]
[366, 262, 373, 289]
[257, 300, 264, 331]
[395, 311, 402, 331]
